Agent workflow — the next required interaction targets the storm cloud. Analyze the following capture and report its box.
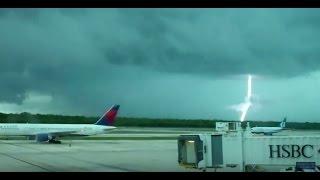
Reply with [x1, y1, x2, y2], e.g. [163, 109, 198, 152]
[1, 8, 320, 121]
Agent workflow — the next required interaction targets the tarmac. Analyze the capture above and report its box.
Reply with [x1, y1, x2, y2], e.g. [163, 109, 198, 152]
[0, 139, 193, 172]
[0, 127, 208, 172]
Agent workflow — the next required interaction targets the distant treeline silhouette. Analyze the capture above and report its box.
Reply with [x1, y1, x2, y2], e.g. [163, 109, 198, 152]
[0, 112, 319, 130]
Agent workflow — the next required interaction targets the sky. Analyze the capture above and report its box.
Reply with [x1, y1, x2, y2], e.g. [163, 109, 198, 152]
[1, 8, 320, 122]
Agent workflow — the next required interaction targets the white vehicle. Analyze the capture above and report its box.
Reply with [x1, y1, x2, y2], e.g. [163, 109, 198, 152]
[251, 117, 286, 136]
[0, 105, 120, 144]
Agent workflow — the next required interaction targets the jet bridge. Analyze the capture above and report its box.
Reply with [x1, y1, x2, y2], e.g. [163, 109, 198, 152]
[177, 122, 320, 172]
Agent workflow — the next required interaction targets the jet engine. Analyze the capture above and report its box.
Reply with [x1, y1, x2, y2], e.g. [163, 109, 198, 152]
[35, 133, 61, 144]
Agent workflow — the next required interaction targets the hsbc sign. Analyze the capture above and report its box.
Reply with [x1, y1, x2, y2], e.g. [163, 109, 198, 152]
[269, 145, 317, 159]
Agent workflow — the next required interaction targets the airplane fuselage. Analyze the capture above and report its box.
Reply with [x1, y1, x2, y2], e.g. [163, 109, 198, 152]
[0, 123, 116, 136]
[251, 127, 282, 134]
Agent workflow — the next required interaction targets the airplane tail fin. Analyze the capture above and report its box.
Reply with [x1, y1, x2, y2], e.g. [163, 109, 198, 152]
[94, 105, 120, 126]
[280, 117, 286, 128]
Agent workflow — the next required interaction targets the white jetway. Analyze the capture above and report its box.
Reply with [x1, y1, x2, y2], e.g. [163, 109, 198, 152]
[178, 122, 320, 172]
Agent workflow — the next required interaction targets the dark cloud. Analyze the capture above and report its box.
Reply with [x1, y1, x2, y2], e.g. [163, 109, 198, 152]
[2, 8, 320, 76]
[1, 8, 320, 118]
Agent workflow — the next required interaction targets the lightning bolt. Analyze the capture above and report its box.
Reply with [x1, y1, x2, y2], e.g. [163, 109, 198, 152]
[240, 75, 252, 122]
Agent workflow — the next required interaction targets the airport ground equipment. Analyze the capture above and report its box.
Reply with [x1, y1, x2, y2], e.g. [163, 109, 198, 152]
[215, 122, 241, 132]
[178, 122, 320, 172]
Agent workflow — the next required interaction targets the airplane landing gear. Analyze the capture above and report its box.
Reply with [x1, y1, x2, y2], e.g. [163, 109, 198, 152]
[48, 139, 62, 144]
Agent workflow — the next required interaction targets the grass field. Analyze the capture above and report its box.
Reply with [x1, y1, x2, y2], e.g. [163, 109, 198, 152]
[1, 112, 320, 130]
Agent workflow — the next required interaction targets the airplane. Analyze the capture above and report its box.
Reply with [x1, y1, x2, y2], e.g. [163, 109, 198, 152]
[0, 105, 120, 144]
[250, 117, 287, 136]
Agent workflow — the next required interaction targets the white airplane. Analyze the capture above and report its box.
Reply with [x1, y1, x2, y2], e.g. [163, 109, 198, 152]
[0, 105, 120, 144]
[251, 117, 287, 136]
